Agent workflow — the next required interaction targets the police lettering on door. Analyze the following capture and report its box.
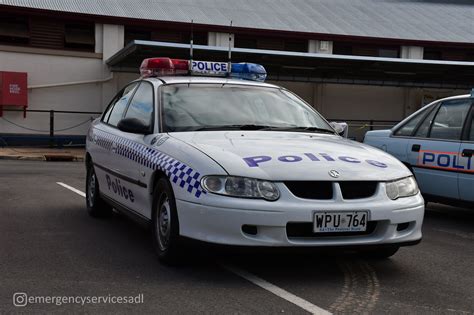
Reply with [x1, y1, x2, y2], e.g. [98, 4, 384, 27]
[106, 174, 135, 202]
[418, 150, 473, 172]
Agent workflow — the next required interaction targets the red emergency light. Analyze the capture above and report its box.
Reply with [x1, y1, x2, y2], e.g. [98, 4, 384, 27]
[0, 71, 28, 118]
[140, 58, 189, 77]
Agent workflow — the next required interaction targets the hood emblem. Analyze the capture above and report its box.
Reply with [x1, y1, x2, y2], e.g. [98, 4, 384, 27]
[328, 170, 340, 178]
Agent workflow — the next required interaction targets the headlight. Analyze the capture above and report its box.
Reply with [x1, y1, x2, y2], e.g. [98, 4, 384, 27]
[201, 176, 280, 201]
[385, 176, 419, 200]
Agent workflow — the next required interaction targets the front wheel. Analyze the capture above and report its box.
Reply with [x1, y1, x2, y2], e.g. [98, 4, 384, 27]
[152, 177, 183, 265]
[86, 164, 112, 218]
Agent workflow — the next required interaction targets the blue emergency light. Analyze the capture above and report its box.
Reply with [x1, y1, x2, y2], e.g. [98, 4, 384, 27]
[230, 63, 267, 82]
[140, 58, 267, 82]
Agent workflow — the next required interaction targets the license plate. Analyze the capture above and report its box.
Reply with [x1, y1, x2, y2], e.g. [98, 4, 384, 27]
[313, 211, 368, 233]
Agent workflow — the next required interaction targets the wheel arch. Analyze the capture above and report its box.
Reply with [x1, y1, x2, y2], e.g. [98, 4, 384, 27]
[149, 169, 169, 195]
[85, 152, 93, 169]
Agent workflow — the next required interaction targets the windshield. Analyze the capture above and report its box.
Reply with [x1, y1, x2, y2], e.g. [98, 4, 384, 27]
[161, 84, 333, 133]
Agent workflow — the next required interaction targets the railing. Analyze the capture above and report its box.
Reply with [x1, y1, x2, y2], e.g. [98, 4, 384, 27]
[1, 108, 102, 147]
[1, 108, 101, 135]
[0, 108, 401, 145]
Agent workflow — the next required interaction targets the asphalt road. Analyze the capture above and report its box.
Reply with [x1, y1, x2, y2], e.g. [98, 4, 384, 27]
[1, 160, 473, 314]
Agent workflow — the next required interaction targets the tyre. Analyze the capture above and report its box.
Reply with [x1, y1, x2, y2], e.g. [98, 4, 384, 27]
[361, 245, 400, 259]
[86, 163, 113, 218]
[152, 177, 183, 265]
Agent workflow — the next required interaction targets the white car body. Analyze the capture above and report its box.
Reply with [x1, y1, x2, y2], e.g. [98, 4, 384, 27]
[86, 76, 424, 248]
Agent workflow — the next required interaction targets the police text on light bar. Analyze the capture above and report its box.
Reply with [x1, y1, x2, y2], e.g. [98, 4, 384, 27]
[139, 57, 267, 82]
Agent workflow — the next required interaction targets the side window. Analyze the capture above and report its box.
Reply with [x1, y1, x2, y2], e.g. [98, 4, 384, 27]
[102, 93, 122, 123]
[414, 105, 438, 138]
[394, 108, 429, 136]
[124, 82, 154, 130]
[107, 83, 139, 127]
[429, 99, 471, 140]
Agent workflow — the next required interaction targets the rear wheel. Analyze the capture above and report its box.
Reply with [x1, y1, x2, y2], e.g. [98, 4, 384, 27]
[361, 245, 400, 259]
[152, 177, 182, 265]
[86, 163, 112, 218]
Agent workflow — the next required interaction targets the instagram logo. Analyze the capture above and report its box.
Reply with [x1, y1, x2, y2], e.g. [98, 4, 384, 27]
[13, 292, 28, 307]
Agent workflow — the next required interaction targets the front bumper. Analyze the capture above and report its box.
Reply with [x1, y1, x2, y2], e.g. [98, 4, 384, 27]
[176, 187, 424, 247]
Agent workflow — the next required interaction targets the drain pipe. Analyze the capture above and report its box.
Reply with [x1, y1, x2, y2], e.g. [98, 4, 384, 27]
[28, 73, 114, 89]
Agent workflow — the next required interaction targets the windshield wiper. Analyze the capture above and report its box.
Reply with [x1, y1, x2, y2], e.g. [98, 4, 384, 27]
[262, 126, 336, 134]
[193, 124, 271, 131]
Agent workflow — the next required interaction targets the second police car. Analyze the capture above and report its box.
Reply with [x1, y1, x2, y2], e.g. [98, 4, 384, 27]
[85, 58, 424, 263]
[364, 93, 474, 206]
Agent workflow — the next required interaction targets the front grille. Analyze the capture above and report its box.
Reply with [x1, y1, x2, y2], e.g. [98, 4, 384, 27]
[284, 181, 333, 199]
[284, 181, 378, 200]
[286, 221, 378, 238]
[339, 181, 378, 199]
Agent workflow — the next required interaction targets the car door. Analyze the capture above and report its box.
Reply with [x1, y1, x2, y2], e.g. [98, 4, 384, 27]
[94, 82, 139, 203]
[407, 98, 471, 200]
[459, 108, 474, 202]
[109, 81, 156, 218]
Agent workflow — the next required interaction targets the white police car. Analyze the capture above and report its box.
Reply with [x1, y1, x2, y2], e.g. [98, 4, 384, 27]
[85, 58, 424, 263]
[364, 93, 474, 207]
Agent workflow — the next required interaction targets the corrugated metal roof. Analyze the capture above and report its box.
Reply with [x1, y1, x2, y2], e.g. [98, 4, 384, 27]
[1, 0, 473, 43]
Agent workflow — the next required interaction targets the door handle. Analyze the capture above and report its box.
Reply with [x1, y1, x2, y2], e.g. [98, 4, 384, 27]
[462, 149, 473, 158]
[411, 144, 421, 152]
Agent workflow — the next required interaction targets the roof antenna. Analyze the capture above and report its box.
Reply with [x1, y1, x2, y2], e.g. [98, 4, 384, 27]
[227, 20, 233, 76]
[189, 19, 194, 73]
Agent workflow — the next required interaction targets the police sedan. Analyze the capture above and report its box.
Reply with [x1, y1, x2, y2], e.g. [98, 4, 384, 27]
[364, 94, 473, 207]
[85, 58, 424, 263]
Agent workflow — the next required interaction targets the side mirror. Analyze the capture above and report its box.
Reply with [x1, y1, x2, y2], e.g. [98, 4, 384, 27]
[330, 122, 349, 138]
[117, 118, 151, 135]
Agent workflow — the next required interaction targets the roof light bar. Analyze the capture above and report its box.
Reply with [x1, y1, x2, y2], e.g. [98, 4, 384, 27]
[230, 63, 267, 82]
[140, 58, 189, 77]
[140, 57, 267, 82]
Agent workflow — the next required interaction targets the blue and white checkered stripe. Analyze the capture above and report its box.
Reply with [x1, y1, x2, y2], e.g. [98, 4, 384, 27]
[93, 129, 207, 198]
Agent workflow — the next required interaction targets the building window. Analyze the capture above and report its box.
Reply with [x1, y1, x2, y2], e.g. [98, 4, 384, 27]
[333, 42, 400, 58]
[332, 43, 352, 55]
[379, 48, 399, 58]
[423, 49, 442, 60]
[124, 26, 207, 45]
[125, 28, 151, 43]
[64, 23, 95, 50]
[0, 15, 29, 45]
[424, 48, 474, 61]
[234, 34, 307, 52]
[0, 13, 95, 52]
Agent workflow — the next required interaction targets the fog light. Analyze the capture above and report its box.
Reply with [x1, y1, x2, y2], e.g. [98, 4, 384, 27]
[242, 225, 258, 235]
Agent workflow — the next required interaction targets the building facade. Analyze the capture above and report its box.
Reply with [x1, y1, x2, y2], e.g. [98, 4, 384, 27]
[1, 0, 473, 142]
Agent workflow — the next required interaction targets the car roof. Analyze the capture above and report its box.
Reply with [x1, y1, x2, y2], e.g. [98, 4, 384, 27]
[429, 93, 470, 104]
[143, 76, 280, 88]
[391, 92, 471, 131]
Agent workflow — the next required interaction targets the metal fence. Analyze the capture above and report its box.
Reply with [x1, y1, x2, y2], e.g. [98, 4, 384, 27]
[1, 108, 102, 136]
[0, 108, 102, 147]
[0, 108, 400, 146]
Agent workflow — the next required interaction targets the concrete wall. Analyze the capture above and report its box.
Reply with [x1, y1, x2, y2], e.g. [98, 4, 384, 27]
[0, 51, 105, 135]
[0, 24, 125, 136]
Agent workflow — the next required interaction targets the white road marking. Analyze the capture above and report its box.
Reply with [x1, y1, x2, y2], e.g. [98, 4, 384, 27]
[57, 181, 332, 314]
[56, 182, 86, 198]
[222, 264, 332, 315]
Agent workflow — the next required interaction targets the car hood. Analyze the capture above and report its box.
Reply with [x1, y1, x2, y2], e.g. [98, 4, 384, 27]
[169, 131, 411, 181]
